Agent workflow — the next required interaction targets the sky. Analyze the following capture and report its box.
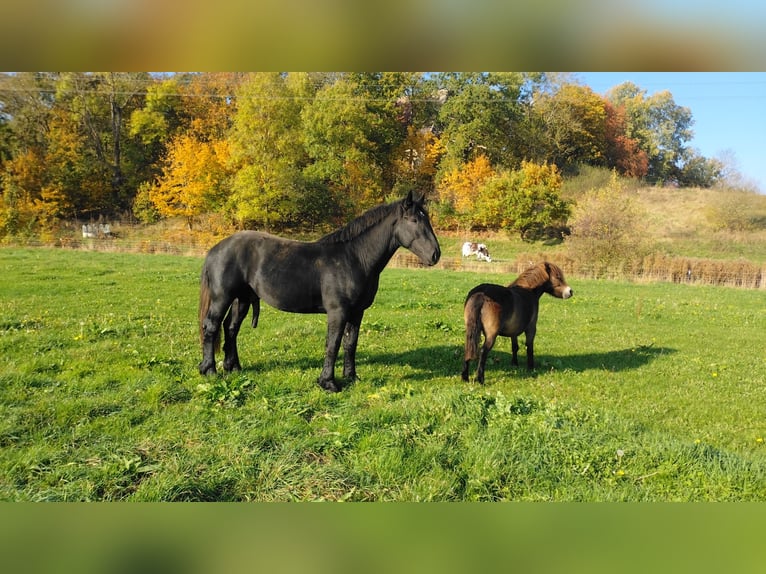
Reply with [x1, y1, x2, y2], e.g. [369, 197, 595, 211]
[577, 72, 766, 193]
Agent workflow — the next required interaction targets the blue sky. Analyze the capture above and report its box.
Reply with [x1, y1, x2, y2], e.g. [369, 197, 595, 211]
[577, 72, 766, 193]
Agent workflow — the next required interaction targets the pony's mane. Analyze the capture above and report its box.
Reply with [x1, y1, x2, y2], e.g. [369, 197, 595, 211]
[511, 262, 562, 289]
[317, 200, 400, 244]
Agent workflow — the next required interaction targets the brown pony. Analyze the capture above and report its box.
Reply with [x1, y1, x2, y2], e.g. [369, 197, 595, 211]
[461, 262, 572, 383]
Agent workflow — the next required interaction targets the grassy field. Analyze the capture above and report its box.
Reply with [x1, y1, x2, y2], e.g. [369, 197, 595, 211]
[1, 247, 765, 501]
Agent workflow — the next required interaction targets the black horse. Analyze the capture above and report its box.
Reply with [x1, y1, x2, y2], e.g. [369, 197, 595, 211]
[199, 192, 441, 392]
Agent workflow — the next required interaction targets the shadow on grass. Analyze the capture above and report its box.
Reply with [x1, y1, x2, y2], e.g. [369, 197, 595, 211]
[230, 344, 675, 386]
[363, 344, 677, 382]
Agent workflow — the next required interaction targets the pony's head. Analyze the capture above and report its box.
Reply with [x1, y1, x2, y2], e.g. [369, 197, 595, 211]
[513, 261, 573, 299]
[395, 191, 441, 266]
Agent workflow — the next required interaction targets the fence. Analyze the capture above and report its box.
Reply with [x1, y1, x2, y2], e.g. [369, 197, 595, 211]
[391, 252, 765, 289]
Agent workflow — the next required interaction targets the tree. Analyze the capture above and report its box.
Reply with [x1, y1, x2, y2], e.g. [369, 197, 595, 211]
[435, 155, 496, 228]
[229, 72, 306, 229]
[55, 72, 150, 212]
[301, 75, 387, 218]
[433, 72, 525, 177]
[477, 161, 570, 239]
[606, 82, 694, 183]
[528, 83, 608, 174]
[392, 125, 445, 196]
[603, 100, 649, 178]
[148, 134, 230, 228]
[567, 172, 648, 274]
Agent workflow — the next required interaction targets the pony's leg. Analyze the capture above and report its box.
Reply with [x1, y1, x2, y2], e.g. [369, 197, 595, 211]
[511, 335, 520, 367]
[476, 332, 497, 384]
[525, 331, 535, 370]
[318, 311, 347, 392]
[222, 297, 250, 372]
[199, 298, 232, 376]
[342, 309, 364, 380]
[461, 359, 471, 382]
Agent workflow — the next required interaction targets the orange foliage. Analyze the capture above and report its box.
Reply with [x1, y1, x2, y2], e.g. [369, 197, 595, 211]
[604, 102, 649, 178]
[393, 126, 445, 187]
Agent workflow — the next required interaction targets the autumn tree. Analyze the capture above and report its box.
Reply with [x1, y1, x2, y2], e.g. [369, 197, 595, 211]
[603, 101, 649, 178]
[567, 171, 649, 274]
[392, 125, 445, 197]
[477, 161, 570, 239]
[435, 154, 496, 228]
[55, 72, 150, 212]
[147, 134, 231, 228]
[528, 83, 609, 174]
[605, 82, 694, 183]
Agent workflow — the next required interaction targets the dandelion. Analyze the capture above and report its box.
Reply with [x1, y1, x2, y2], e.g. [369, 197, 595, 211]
[757, 438, 764, 445]
[616, 469, 626, 477]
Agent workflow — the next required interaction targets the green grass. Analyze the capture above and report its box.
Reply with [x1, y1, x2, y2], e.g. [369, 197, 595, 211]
[1, 248, 765, 500]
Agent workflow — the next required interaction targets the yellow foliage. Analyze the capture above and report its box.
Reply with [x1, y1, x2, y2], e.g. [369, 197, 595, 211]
[517, 160, 563, 189]
[438, 155, 496, 216]
[149, 134, 231, 227]
[393, 126, 445, 183]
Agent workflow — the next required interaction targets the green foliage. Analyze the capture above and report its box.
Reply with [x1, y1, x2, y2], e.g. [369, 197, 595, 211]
[0, 72, 741, 240]
[229, 73, 309, 229]
[605, 82, 694, 183]
[1, 248, 765, 501]
[478, 161, 570, 239]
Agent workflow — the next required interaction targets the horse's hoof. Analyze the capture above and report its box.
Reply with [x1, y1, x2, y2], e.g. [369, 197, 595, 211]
[199, 363, 217, 376]
[317, 378, 340, 393]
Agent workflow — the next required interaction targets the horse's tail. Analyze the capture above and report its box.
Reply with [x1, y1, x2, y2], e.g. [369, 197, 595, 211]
[464, 293, 485, 361]
[199, 263, 221, 353]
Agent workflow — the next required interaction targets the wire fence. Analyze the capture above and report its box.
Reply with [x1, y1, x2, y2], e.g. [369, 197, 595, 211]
[7, 228, 766, 290]
[391, 252, 766, 289]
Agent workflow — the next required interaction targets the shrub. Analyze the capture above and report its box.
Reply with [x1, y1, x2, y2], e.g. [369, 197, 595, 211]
[567, 171, 649, 276]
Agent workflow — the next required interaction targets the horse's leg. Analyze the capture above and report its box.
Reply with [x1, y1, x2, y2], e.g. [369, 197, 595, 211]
[476, 331, 497, 384]
[199, 297, 233, 376]
[222, 297, 250, 372]
[318, 310, 347, 392]
[511, 335, 520, 367]
[342, 309, 364, 381]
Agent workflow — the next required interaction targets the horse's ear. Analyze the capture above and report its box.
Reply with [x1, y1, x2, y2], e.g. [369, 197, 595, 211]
[403, 190, 414, 208]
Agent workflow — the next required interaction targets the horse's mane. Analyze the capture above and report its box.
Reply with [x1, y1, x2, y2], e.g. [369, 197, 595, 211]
[511, 262, 561, 289]
[317, 200, 400, 244]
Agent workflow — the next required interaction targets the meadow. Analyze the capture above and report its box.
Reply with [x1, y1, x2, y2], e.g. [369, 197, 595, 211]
[1, 247, 765, 501]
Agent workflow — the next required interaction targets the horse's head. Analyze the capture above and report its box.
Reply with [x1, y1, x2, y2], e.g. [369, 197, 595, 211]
[544, 262, 573, 299]
[395, 191, 441, 266]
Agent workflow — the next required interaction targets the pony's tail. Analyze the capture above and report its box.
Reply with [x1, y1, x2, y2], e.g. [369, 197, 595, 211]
[464, 293, 484, 361]
[199, 265, 221, 353]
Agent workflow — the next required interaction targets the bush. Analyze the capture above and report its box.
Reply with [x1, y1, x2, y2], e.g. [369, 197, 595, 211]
[566, 172, 649, 276]
[476, 162, 570, 241]
[705, 190, 766, 233]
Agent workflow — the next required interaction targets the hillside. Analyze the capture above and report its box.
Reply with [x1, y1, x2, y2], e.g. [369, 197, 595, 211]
[633, 187, 766, 261]
[20, 185, 766, 287]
